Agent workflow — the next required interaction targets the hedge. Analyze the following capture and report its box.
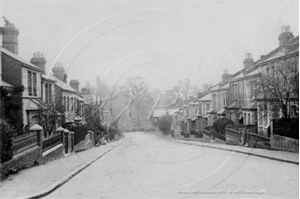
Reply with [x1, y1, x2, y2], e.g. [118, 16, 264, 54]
[0, 120, 13, 163]
[69, 126, 88, 145]
[273, 118, 299, 140]
[213, 118, 234, 141]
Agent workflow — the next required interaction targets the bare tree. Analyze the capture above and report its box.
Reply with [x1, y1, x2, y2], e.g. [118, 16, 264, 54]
[112, 76, 152, 130]
[256, 57, 299, 119]
[174, 79, 200, 103]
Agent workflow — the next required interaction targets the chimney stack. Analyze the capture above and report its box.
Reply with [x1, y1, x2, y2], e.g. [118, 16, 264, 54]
[70, 80, 79, 91]
[222, 69, 230, 81]
[52, 62, 66, 82]
[30, 51, 47, 74]
[1, 18, 19, 55]
[243, 53, 254, 69]
[278, 25, 294, 47]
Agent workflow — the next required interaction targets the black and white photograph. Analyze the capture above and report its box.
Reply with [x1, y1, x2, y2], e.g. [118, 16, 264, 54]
[0, 0, 299, 198]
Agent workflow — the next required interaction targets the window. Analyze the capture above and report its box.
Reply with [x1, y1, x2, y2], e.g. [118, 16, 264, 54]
[212, 94, 217, 108]
[199, 103, 202, 115]
[45, 83, 52, 104]
[248, 113, 251, 124]
[45, 84, 48, 103]
[67, 97, 69, 111]
[233, 84, 238, 99]
[266, 67, 270, 76]
[28, 71, 37, 96]
[223, 92, 227, 106]
[48, 84, 52, 103]
[271, 66, 275, 77]
[33, 72, 37, 96]
[206, 103, 210, 112]
[28, 71, 32, 95]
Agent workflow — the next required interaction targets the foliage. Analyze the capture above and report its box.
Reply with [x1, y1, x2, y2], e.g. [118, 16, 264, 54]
[190, 129, 202, 138]
[213, 118, 234, 135]
[69, 126, 88, 145]
[38, 103, 63, 138]
[256, 58, 299, 119]
[0, 120, 14, 163]
[84, 104, 102, 134]
[0, 86, 24, 135]
[174, 79, 192, 103]
[119, 76, 153, 130]
[273, 118, 299, 140]
[157, 114, 173, 133]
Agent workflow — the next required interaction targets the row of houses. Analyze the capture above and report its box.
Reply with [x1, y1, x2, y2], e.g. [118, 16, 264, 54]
[170, 25, 298, 139]
[0, 19, 103, 178]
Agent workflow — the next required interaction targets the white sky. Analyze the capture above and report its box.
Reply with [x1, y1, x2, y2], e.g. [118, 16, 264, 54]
[1, 0, 299, 91]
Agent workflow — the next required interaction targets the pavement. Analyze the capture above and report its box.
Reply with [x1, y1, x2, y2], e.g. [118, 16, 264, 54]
[0, 138, 125, 199]
[152, 132, 299, 165]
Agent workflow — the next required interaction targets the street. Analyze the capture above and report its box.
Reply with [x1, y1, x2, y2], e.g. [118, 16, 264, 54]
[46, 132, 298, 199]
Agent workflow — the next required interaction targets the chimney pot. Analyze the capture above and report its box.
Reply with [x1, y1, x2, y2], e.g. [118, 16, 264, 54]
[278, 25, 293, 47]
[30, 51, 47, 74]
[243, 53, 254, 69]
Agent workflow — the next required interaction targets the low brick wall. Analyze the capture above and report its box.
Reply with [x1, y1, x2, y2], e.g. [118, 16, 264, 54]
[247, 133, 270, 149]
[215, 137, 226, 144]
[225, 128, 240, 145]
[202, 130, 211, 142]
[270, 134, 299, 152]
[41, 144, 64, 164]
[0, 146, 42, 180]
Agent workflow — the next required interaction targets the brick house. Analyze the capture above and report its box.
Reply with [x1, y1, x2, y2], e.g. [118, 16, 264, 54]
[1, 28, 44, 130]
[47, 62, 85, 128]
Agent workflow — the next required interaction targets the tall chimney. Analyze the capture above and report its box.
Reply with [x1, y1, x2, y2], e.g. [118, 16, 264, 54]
[278, 25, 294, 47]
[70, 80, 79, 91]
[30, 51, 47, 74]
[1, 18, 19, 55]
[52, 62, 65, 81]
[243, 53, 254, 69]
[222, 69, 230, 81]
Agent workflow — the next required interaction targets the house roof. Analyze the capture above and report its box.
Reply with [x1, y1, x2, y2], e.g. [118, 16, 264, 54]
[207, 108, 216, 114]
[1, 80, 13, 87]
[225, 101, 243, 109]
[217, 108, 226, 115]
[42, 74, 57, 83]
[46, 74, 78, 93]
[198, 92, 210, 101]
[1, 47, 43, 72]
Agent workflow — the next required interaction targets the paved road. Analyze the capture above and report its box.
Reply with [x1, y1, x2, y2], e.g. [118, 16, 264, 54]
[46, 132, 299, 199]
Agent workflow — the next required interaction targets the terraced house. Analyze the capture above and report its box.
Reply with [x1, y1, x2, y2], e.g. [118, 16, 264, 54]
[180, 25, 298, 140]
[0, 19, 94, 178]
[225, 25, 298, 135]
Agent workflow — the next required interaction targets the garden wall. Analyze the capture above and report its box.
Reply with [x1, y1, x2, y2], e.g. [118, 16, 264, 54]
[270, 134, 299, 152]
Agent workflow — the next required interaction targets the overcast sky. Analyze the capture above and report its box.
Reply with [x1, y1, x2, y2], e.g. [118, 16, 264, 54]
[1, 0, 299, 91]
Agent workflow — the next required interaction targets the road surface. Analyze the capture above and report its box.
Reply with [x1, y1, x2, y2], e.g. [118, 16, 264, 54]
[46, 132, 299, 199]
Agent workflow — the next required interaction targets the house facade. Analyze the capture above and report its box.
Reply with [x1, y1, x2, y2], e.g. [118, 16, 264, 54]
[225, 25, 299, 136]
[178, 25, 298, 138]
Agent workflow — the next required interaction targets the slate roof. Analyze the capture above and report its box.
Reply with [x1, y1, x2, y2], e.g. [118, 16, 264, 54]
[45, 74, 78, 93]
[1, 47, 42, 72]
